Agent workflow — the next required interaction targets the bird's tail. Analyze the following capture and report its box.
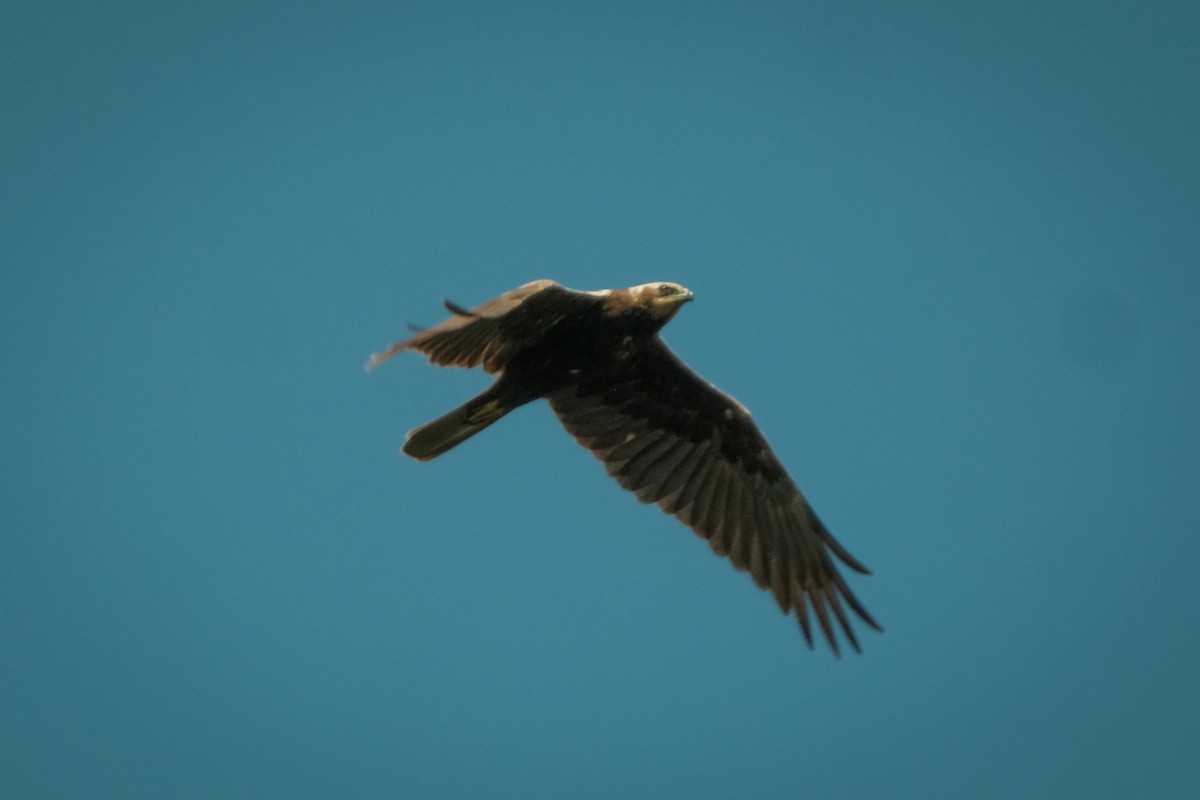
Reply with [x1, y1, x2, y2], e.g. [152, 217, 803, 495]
[402, 391, 513, 461]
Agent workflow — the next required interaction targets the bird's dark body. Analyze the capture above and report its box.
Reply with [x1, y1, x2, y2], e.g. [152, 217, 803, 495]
[487, 287, 786, 481]
[368, 279, 879, 653]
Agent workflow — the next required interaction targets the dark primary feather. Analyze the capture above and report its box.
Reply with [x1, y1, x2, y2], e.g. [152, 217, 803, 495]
[549, 337, 880, 654]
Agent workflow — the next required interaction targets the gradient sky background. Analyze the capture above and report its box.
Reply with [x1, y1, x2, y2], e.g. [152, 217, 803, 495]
[4, 1, 1199, 798]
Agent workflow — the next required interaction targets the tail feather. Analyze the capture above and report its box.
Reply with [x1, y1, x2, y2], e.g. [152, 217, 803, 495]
[403, 396, 511, 461]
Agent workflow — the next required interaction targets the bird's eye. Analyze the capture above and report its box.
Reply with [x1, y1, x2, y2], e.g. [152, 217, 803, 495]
[659, 284, 674, 295]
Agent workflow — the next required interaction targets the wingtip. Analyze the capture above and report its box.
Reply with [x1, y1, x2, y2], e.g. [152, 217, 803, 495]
[365, 341, 407, 371]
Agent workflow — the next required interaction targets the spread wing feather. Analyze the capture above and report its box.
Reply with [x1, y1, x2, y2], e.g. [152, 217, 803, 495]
[367, 279, 596, 373]
[549, 337, 880, 654]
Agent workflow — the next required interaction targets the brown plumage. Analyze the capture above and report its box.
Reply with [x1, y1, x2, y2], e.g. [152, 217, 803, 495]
[368, 280, 881, 653]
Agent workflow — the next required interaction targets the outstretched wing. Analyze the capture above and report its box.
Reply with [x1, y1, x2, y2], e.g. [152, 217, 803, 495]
[367, 280, 592, 373]
[548, 338, 880, 653]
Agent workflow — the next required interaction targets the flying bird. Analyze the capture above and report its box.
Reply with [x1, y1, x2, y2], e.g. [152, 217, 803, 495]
[368, 280, 880, 653]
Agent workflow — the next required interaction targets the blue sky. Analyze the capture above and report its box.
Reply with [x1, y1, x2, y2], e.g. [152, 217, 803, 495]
[3, 1, 1198, 797]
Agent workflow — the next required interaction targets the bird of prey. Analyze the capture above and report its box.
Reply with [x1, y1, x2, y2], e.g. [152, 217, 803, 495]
[368, 280, 880, 653]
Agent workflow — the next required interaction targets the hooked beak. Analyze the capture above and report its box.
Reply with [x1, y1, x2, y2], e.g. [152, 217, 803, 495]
[672, 290, 695, 308]
[653, 288, 693, 322]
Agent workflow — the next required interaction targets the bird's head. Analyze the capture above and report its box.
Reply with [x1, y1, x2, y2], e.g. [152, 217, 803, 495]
[629, 282, 694, 323]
